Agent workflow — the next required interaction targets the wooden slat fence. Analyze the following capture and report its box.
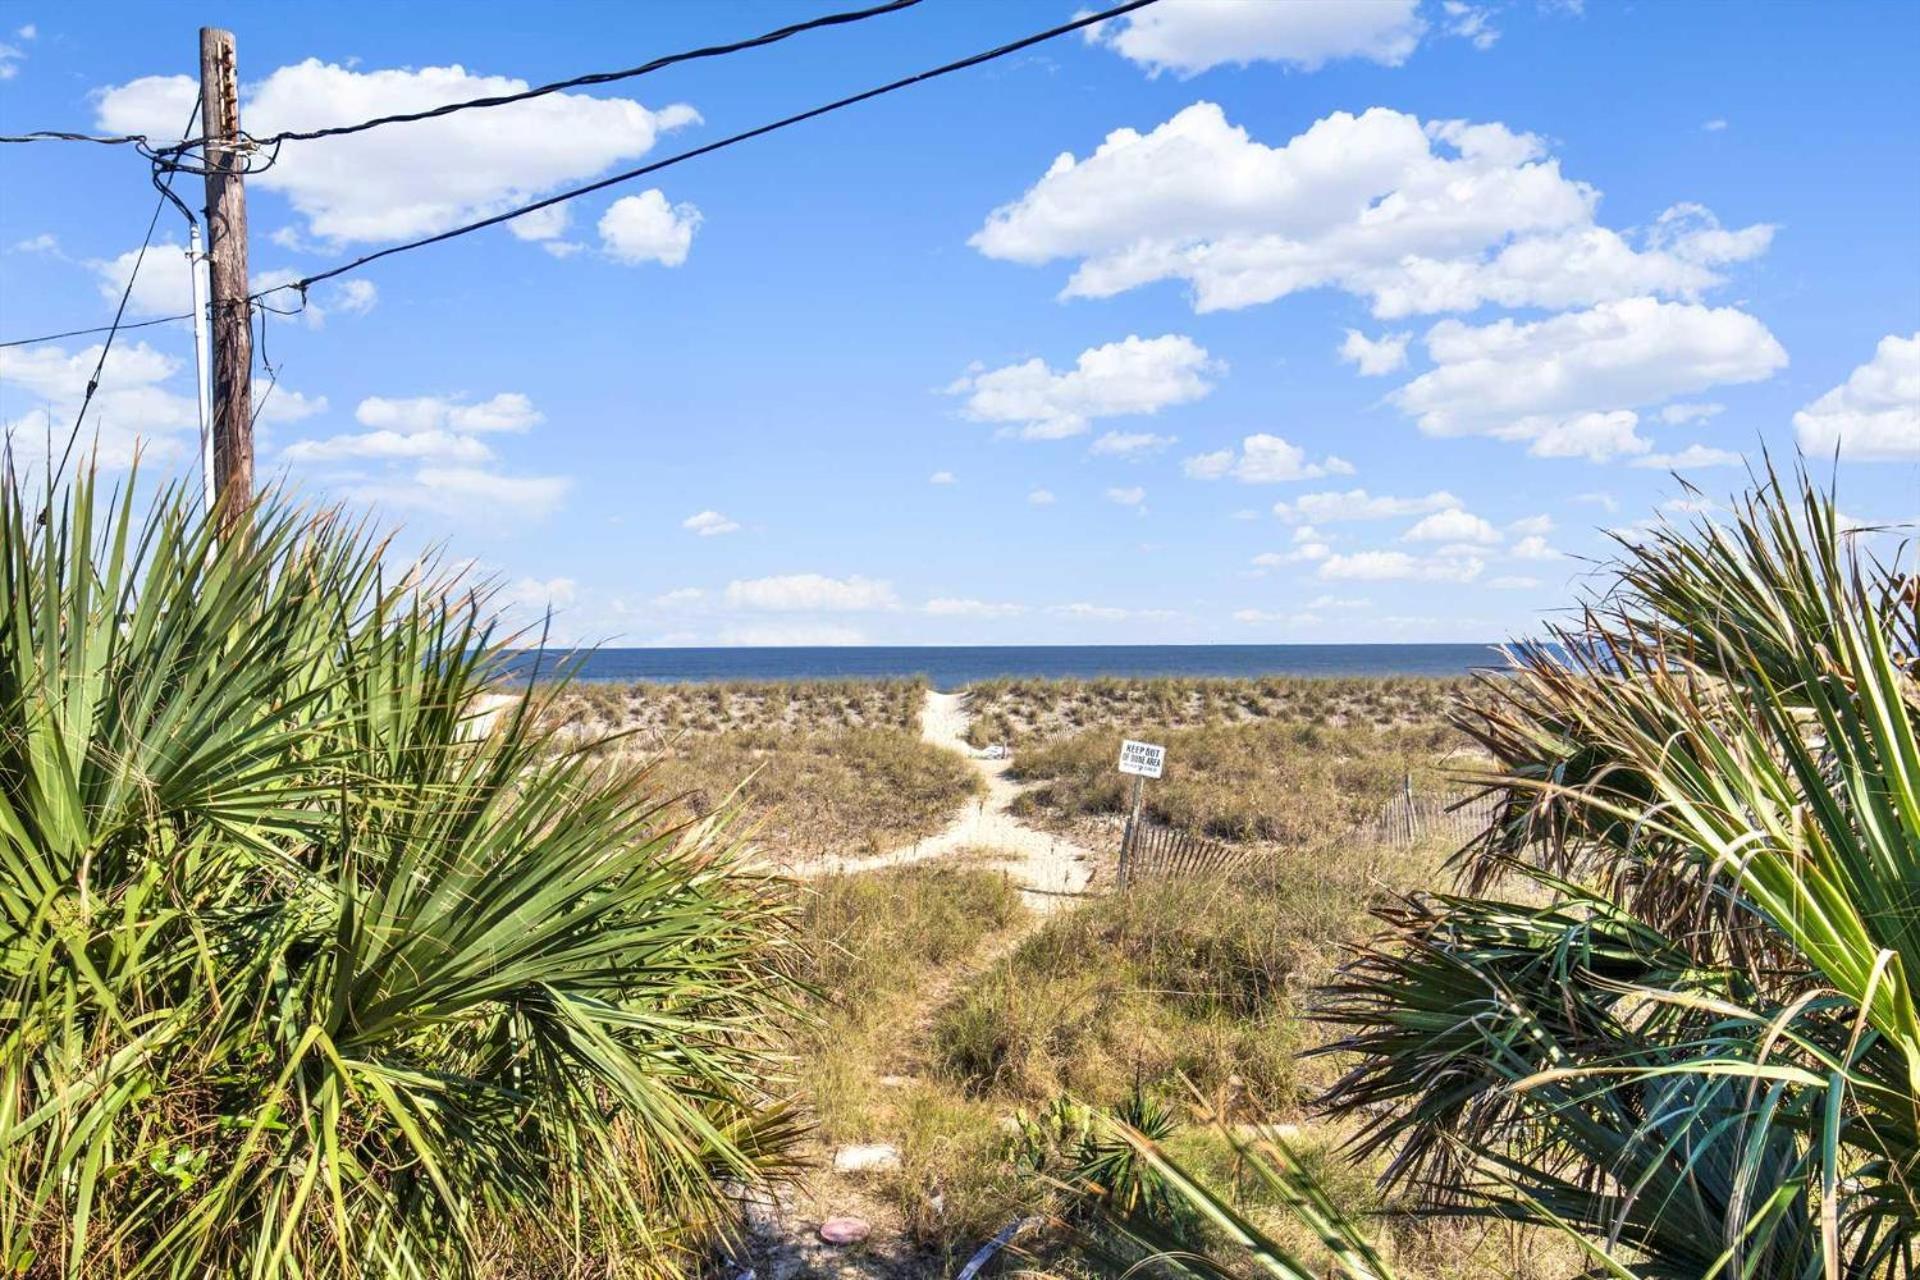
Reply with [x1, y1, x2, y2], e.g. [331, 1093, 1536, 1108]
[1118, 776, 1502, 884]
[1121, 822, 1246, 883]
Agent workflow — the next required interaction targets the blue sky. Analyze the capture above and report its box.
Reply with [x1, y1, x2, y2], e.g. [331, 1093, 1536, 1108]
[2, 0, 1916, 646]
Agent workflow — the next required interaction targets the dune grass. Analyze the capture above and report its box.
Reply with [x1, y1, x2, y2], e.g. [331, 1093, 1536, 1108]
[963, 675, 1468, 749]
[786, 861, 1035, 1264]
[1006, 718, 1464, 843]
[539, 677, 925, 741]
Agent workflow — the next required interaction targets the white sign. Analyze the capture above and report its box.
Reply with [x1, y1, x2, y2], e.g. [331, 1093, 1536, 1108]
[1117, 739, 1165, 779]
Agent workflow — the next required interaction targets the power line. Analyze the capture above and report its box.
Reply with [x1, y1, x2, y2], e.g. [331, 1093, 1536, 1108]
[277, 0, 1161, 297]
[48, 99, 201, 487]
[0, 312, 195, 350]
[0, 129, 150, 146]
[214, 0, 924, 150]
[2, 0, 1162, 342]
[1, 0, 924, 153]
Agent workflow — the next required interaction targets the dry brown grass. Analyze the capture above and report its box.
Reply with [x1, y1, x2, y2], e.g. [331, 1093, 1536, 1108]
[537, 677, 926, 742]
[963, 675, 1469, 748]
[1007, 717, 1467, 845]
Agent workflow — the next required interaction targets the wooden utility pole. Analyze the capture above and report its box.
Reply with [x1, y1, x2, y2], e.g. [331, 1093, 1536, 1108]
[199, 26, 253, 529]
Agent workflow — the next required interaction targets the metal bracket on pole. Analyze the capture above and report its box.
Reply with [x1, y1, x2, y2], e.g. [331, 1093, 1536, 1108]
[187, 225, 214, 513]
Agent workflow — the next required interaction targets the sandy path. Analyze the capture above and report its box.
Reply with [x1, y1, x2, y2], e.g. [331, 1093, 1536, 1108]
[799, 689, 1098, 910]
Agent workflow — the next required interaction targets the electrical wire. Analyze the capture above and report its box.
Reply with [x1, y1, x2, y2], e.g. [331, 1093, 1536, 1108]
[0, 312, 196, 350]
[274, 0, 1161, 297]
[1, 0, 923, 152]
[48, 100, 201, 488]
[212, 0, 923, 150]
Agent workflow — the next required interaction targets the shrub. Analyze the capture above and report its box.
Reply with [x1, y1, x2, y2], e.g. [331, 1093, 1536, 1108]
[0, 474, 800, 1278]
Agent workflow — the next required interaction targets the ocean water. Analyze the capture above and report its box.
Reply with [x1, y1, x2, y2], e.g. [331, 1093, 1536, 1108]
[498, 644, 1502, 691]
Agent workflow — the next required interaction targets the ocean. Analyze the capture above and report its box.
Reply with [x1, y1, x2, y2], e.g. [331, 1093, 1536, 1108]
[499, 644, 1503, 691]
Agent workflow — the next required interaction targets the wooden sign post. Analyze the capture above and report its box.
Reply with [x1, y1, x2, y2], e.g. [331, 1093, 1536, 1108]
[1115, 739, 1165, 888]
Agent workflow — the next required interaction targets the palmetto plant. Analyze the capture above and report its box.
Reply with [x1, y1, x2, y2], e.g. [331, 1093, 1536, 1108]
[1316, 466, 1919, 1277]
[0, 471, 802, 1278]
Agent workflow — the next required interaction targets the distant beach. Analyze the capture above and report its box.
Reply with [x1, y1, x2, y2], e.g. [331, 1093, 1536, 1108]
[498, 643, 1501, 690]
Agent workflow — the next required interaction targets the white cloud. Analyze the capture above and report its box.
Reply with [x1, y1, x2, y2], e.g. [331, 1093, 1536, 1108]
[1575, 491, 1619, 513]
[1027, 488, 1056, 505]
[1403, 508, 1500, 544]
[356, 392, 541, 433]
[282, 428, 492, 464]
[972, 103, 1773, 318]
[1085, 0, 1423, 75]
[1792, 333, 1920, 461]
[1509, 534, 1562, 561]
[929, 470, 957, 484]
[651, 587, 707, 608]
[90, 241, 193, 321]
[12, 233, 58, 254]
[1703, 118, 1729, 133]
[1658, 401, 1723, 425]
[96, 67, 699, 246]
[1339, 329, 1411, 376]
[1319, 550, 1484, 582]
[411, 467, 567, 513]
[1632, 444, 1745, 469]
[1182, 433, 1352, 483]
[1308, 594, 1370, 609]
[334, 279, 379, 314]
[923, 597, 1026, 618]
[0, 340, 199, 468]
[0, 38, 24, 81]
[496, 575, 577, 615]
[717, 624, 865, 647]
[1106, 485, 1146, 507]
[597, 190, 702, 266]
[724, 574, 898, 612]
[1440, 1, 1499, 49]
[1507, 514, 1554, 537]
[289, 391, 562, 517]
[1091, 430, 1177, 456]
[1253, 526, 1331, 566]
[1274, 488, 1460, 523]
[1394, 298, 1787, 459]
[682, 510, 740, 537]
[949, 334, 1218, 439]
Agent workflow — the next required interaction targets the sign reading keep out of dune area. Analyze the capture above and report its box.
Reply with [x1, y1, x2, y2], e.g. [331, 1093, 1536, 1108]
[1117, 739, 1166, 779]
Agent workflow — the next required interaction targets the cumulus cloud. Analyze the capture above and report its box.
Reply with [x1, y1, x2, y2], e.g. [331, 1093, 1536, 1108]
[356, 392, 542, 434]
[96, 66, 698, 247]
[1028, 488, 1057, 505]
[1510, 534, 1562, 561]
[929, 470, 957, 484]
[1339, 329, 1411, 375]
[598, 190, 702, 266]
[0, 341, 198, 468]
[1184, 433, 1353, 483]
[1632, 444, 1745, 469]
[1084, 0, 1424, 75]
[723, 574, 898, 612]
[1393, 298, 1787, 460]
[972, 104, 1772, 319]
[1091, 430, 1177, 457]
[1793, 333, 1920, 461]
[1658, 401, 1724, 425]
[1105, 485, 1146, 507]
[682, 510, 740, 537]
[1403, 508, 1500, 544]
[287, 390, 564, 518]
[1318, 550, 1484, 583]
[1253, 526, 1333, 567]
[284, 429, 489, 465]
[948, 334, 1218, 439]
[1274, 488, 1460, 523]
